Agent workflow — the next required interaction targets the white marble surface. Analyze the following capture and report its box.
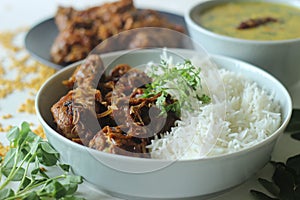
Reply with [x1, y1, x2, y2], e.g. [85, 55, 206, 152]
[0, 1, 299, 199]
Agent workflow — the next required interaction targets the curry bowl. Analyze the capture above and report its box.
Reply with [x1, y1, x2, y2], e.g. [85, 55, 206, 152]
[36, 49, 292, 199]
[185, 0, 300, 89]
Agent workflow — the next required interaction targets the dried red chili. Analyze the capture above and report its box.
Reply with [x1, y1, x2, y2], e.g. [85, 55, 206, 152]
[237, 17, 278, 29]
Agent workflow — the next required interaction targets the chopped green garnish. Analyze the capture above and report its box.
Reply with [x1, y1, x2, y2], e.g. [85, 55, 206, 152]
[142, 59, 211, 116]
[0, 122, 84, 200]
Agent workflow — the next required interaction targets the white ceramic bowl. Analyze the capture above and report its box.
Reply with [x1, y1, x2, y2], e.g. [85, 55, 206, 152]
[36, 49, 292, 199]
[184, 0, 300, 89]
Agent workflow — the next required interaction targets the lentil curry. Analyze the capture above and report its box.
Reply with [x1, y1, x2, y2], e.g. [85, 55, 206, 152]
[197, 2, 300, 40]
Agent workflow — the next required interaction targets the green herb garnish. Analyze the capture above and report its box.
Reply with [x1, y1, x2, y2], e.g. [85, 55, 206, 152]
[0, 122, 84, 200]
[143, 59, 211, 116]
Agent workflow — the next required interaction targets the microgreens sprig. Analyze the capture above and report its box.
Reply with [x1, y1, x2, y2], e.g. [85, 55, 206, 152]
[142, 59, 211, 117]
[0, 122, 84, 200]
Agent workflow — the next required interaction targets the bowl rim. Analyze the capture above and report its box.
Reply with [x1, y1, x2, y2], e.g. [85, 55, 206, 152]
[35, 49, 293, 163]
[184, 0, 300, 44]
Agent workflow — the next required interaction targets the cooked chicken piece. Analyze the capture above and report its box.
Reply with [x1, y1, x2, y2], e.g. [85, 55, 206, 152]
[51, 87, 103, 145]
[51, 90, 74, 138]
[52, 53, 179, 157]
[107, 68, 179, 139]
[55, 0, 135, 31]
[110, 64, 132, 81]
[50, 0, 185, 65]
[55, 6, 75, 31]
[112, 67, 151, 96]
[63, 54, 105, 89]
[89, 126, 150, 158]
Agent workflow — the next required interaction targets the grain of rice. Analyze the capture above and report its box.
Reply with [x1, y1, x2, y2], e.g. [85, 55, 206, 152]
[148, 63, 281, 160]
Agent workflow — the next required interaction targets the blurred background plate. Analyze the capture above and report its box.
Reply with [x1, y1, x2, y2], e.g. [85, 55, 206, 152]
[24, 10, 187, 70]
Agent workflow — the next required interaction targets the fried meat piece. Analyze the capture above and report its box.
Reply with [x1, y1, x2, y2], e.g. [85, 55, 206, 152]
[109, 68, 179, 139]
[55, 0, 135, 31]
[55, 7, 76, 31]
[51, 87, 103, 145]
[52, 54, 179, 157]
[89, 126, 150, 158]
[50, 0, 185, 65]
[63, 54, 104, 89]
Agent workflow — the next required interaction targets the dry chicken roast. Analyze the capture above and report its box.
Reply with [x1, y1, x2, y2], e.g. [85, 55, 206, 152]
[51, 0, 185, 65]
[51, 55, 179, 158]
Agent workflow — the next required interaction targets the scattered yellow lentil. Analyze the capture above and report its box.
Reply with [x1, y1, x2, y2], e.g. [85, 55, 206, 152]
[0, 65, 5, 76]
[0, 29, 56, 158]
[0, 29, 56, 142]
[0, 29, 24, 52]
[18, 98, 36, 114]
[32, 125, 46, 139]
[0, 125, 13, 133]
[0, 142, 9, 158]
[1, 114, 13, 119]
[0, 29, 56, 99]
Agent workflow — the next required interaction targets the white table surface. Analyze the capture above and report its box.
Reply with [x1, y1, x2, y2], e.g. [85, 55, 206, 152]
[0, 0, 299, 199]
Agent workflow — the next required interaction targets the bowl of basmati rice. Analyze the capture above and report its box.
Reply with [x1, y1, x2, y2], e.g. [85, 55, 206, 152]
[36, 48, 292, 199]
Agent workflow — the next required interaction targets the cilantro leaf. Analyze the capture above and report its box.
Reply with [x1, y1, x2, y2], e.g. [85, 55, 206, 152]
[143, 59, 210, 116]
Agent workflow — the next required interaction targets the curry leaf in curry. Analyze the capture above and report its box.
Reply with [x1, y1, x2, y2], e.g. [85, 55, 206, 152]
[0, 122, 85, 200]
[142, 59, 210, 116]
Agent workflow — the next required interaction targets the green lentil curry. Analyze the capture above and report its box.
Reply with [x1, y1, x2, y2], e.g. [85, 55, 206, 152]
[198, 2, 300, 40]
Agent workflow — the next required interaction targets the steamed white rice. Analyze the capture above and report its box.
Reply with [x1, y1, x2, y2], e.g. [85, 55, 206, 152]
[147, 59, 281, 160]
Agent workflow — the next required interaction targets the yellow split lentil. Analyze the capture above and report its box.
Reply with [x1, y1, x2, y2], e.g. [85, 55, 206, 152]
[0, 29, 56, 155]
[0, 30, 56, 98]
[0, 125, 13, 133]
[1, 114, 13, 119]
[18, 98, 36, 114]
[33, 125, 46, 139]
[0, 142, 9, 158]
